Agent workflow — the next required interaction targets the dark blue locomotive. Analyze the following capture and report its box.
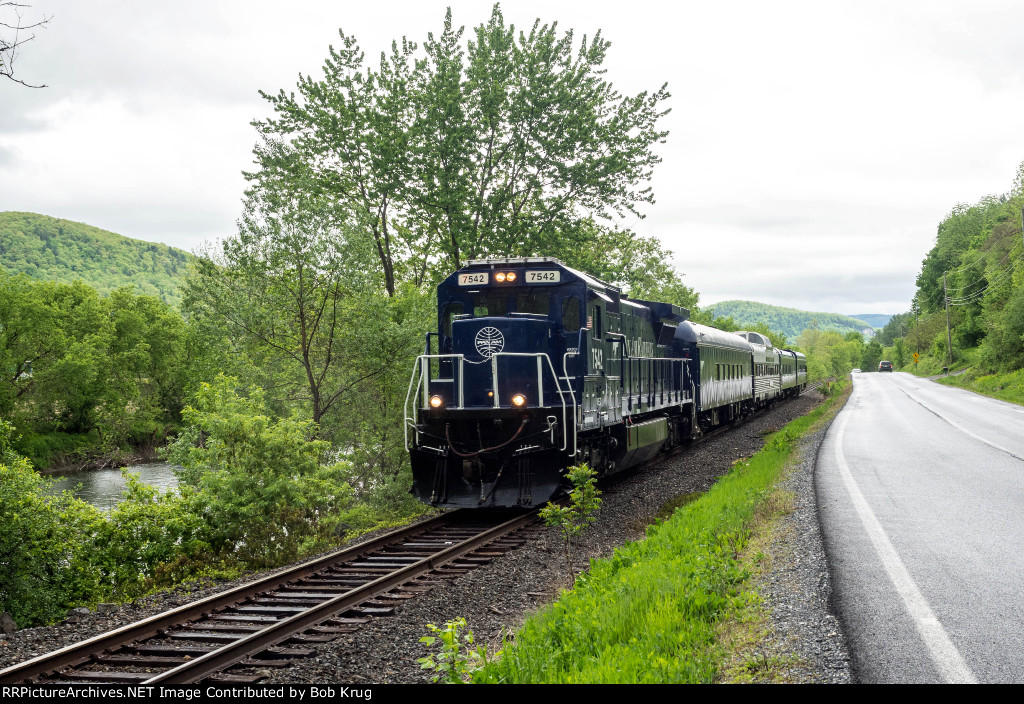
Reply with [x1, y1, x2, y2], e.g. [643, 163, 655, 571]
[405, 257, 806, 508]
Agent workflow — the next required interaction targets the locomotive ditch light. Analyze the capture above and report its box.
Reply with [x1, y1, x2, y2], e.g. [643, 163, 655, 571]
[511, 393, 527, 407]
[429, 395, 444, 409]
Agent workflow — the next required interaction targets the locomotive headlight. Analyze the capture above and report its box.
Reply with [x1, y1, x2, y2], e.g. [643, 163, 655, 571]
[506, 271, 517, 282]
[429, 395, 444, 409]
[511, 393, 526, 407]
[495, 272, 507, 282]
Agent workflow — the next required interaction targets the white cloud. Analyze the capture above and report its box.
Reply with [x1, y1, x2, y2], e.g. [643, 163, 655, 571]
[3, 0, 1023, 314]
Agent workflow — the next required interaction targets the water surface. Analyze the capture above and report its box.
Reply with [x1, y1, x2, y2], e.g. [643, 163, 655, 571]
[47, 462, 179, 511]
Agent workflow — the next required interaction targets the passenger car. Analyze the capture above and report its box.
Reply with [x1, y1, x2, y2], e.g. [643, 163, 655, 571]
[878, 361, 893, 372]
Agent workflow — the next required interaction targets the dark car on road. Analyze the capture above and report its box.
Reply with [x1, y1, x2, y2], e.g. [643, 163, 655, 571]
[878, 360, 893, 372]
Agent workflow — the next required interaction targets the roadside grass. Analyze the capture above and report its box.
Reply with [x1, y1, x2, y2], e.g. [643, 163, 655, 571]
[934, 367, 1024, 407]
[474, 385, 848, 684]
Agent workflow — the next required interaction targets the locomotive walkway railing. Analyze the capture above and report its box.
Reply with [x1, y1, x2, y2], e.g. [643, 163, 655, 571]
[404, 351, 576, 454]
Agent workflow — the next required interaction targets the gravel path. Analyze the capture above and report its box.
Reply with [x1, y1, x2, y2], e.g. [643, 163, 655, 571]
[744, 399, 853, 683]
[0, 393, 852, 683]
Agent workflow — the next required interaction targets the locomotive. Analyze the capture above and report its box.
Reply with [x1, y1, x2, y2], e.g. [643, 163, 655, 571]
[405, 257, 806, 508]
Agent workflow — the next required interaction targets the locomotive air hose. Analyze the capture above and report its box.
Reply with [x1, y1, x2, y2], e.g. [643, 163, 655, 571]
[445, 417, 530, 458]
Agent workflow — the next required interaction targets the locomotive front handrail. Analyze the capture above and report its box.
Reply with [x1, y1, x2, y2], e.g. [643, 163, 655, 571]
[562, 349, 580, 458]
[488, 351, 572, 453]
[404, 353, 467, 449]
[404, 351, 574, 453]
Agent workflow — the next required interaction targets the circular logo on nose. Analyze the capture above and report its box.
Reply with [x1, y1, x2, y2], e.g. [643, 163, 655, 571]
[474, 327, 505, 358]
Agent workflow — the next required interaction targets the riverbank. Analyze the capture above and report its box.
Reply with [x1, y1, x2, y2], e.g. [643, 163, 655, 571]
[19, 434, 165, 475]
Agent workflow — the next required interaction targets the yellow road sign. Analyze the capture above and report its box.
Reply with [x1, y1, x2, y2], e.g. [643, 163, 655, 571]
[913, 352, 920, 363]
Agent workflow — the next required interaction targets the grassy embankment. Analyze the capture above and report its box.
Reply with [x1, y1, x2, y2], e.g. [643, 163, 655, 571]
[474, 384, 849, 684]
[932, 367, 1024, 406]
[904, 347, 1024, 407]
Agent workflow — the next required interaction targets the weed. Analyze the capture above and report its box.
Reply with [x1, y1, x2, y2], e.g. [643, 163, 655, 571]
[539, 464, 601, 588]
[417, 617, 488, 683]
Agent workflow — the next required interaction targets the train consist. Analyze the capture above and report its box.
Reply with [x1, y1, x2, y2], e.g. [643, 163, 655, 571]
[405, 257, 806, 508]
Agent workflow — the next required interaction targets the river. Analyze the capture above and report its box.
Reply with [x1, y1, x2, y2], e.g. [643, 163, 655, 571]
[47, 462, 180, 511]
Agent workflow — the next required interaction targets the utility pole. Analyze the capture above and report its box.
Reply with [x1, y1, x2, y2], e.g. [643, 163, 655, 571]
[944, 271, 952, 369]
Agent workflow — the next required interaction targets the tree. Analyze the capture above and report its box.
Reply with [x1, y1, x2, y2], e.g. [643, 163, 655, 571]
[248, 4, 671, 295]
[1, 2, 49, 87]
[860, 339, 883, 372]
[185, 194, 376, 428]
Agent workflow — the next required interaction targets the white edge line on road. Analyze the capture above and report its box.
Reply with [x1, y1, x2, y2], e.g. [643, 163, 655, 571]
[896, 387, 1024, 462]
[832, 408, 978, 684]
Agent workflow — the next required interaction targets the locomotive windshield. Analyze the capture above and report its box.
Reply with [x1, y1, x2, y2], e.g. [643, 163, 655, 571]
[516, 291, 549, 315]
[473, 292, 508, 317]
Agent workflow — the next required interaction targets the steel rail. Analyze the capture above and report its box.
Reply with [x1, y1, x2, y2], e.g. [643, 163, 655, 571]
[143, 509, 539, 684]
[0, 511, 463, 683]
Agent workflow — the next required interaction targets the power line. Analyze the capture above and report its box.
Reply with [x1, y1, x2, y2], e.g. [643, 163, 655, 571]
[947, 249, 1024, 305]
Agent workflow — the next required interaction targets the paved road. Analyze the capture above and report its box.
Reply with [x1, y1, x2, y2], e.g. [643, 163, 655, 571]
[817, 371, 1024, 683]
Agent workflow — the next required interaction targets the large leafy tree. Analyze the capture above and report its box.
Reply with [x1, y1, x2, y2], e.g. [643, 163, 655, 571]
[248, 4, 671, 295]
[184, 193, 378, 427]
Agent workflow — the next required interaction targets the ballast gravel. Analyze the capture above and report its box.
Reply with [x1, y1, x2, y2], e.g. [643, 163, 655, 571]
[0, 393, 852, 684]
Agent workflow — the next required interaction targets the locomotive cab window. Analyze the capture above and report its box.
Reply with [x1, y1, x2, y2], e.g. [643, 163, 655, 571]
[561, 296, 581, 332]
[442, 302, 463, 337]
[474, 293, 507, 317]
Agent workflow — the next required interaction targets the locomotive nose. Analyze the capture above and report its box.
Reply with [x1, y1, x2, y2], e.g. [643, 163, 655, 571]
[450, 316, 554, 408]
[452, 316, 550, 362]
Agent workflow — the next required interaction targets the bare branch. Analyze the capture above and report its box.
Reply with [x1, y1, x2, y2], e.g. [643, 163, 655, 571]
[1, 1, 51, 87]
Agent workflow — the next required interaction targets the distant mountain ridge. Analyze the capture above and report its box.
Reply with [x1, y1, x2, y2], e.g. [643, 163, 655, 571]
[848, 313, 892, 329]
[706, 300, 874, 340]
[0, 212, 194, 305]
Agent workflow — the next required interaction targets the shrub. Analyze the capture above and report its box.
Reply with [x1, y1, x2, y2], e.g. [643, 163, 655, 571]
[0, 422, 106, 625]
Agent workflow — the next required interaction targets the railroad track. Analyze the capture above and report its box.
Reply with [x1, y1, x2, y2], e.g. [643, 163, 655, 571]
[0, 509, 541, 685]
[3, 391, 818, 685]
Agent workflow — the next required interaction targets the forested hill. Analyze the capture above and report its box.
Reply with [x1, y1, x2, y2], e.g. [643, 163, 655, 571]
[707, 300, 874, 340]
[849, 313, 892, 329]
[0, 211, 194, 305]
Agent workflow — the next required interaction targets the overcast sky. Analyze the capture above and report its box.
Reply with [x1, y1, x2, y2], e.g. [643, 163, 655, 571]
[3, 1, 1023, 315]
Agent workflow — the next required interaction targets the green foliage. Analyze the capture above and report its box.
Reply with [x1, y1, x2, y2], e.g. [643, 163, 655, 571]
[0, 212, 193, 306]
[90, 474, 206, 600]
[163, 374, 355, 567]
[708, 301, 873, 341]
[936, 366, 1024, 406]
[539, 463, 602, 587]
[860, 340, 884, 372]
[418, 617, 488, 683]
[874, 312, 913, 347]
[796, 327, 861, 380]
[0, 423, 106, 625]
[903, 160, 1024, 373]
[0, 272, 189, 466]
[248, 4, 671, 295]
[475, 397, 838, 683]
